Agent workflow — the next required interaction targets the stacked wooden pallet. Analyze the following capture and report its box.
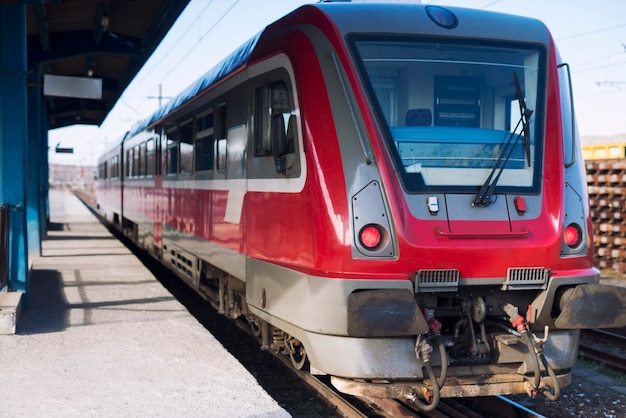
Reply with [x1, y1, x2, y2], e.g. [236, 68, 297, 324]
[586, 159, 626, 274]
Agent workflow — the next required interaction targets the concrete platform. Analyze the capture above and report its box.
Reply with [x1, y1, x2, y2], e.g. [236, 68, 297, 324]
[0, 188, 289, 417]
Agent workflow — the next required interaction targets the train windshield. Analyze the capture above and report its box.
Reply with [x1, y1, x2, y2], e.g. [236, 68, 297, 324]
[350, 36, 545, 193]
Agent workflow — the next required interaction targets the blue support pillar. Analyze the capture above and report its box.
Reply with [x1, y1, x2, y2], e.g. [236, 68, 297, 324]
[28, 71, 42, 255]
[40, 108, 50, 243]
[0, 4, 29, 294]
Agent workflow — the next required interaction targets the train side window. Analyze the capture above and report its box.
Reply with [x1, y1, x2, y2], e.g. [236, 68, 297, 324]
[217, 103, 227, 139]
[165, 128, 178, 175]
[124, 149, 129, 177]
[216, 138, 227, 173]
[111, 155, 119, 179]
[179, 119, 193, 174]
[215, 103, 228, 173]
[133, 145, 140, 177]
[99, 161, 107, 180]
[138, 142, 146, 176]
[146, 138, 155, 176]
[125, 148, 133, 178]
[195, 109, 214, 172]
[255, 85, 271, 156]
[254, 81, 296, 157]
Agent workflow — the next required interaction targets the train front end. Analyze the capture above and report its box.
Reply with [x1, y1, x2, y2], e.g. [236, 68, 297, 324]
[305, 4, 626, 407]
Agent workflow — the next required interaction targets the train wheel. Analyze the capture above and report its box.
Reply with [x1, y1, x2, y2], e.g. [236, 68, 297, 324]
[287, 337, 308, 370]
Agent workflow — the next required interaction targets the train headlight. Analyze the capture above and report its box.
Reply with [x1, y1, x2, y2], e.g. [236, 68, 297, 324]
[359, 224, 384, 250]
[564, 223, 582, 248]
[561, 183, 588, 257]
[351, 181, 395, 258]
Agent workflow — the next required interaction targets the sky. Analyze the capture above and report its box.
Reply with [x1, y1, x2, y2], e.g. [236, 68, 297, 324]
[48, 0, 626, 166]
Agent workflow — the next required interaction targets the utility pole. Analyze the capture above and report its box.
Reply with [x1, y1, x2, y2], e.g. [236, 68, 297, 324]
[147, 84, 172, 108]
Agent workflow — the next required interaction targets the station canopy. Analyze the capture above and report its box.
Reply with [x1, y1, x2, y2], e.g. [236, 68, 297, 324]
[25, 0, 191, 130]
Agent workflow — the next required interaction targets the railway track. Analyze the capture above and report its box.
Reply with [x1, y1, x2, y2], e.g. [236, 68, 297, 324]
[579, 328, 626, 373]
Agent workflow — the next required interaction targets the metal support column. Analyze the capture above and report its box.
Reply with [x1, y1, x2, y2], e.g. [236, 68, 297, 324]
[28, 71, 42, 255]
[0, 4, 29, 294]
[40, 105, 50, 242]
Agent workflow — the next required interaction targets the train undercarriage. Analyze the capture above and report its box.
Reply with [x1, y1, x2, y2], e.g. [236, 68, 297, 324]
[176, 256, 572, 411]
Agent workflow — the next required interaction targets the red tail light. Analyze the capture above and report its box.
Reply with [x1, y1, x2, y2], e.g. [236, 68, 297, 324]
[564, 223, 582, 248]
[360, 225, 383, 250]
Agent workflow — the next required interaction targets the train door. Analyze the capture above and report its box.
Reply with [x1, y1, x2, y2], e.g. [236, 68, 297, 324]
[245, 60, 306, 304]
[145, 133, 160, 254]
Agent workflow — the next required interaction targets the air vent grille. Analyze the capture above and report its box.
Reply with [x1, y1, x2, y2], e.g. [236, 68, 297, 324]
[502, 267, 550, 290]
[415, 269, 460, 292]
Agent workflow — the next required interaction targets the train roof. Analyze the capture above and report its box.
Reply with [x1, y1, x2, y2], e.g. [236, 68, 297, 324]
[317, 2, 548, 43]
[125, 31, 262, 139]
[124, 3, 550, 141]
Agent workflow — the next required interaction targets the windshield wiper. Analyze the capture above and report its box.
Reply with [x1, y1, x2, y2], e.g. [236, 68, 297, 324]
[514, 72, 533, 167]
[473, 72, 533, 208]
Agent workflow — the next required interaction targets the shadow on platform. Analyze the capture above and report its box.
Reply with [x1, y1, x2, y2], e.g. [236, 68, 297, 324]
[18, 269, 68, 334]
[47, 222, 67, 231]
[18, 268, 179, 335]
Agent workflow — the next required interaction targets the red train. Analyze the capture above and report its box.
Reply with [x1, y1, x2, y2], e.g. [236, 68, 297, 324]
[97, 3, 626, 410]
